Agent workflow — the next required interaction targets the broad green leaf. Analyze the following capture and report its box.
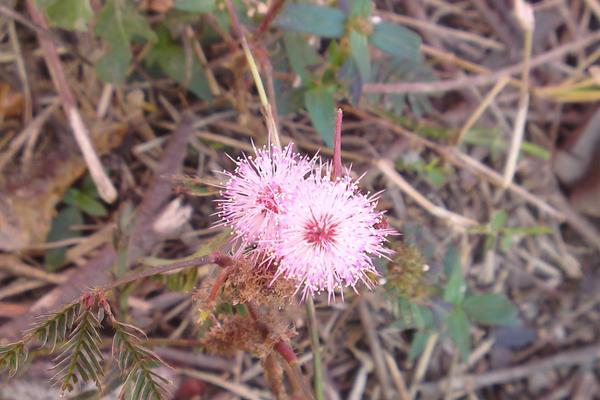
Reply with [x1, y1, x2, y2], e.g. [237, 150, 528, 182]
[146, 28, 212, 100]
[442, 246, 465, 305]
[370, 22, 421, 61]
[350, 0, 371, 17]
[276, 4, 346, 38]
[283, 33, 320, 83]
[349, 30, 371, 82]
[463, 293, 519, 326]
[304, 87, 336, 147]
[95, 0, 156, 83]
[63, 189, 108, 217]
[44, 207, 84, 271]
[489, 210, 508, 231]
[41, 0, 93, 31]
[446, 307, 470, 362]
[173, 0, 216, 12]
[408, 331, 430, 361]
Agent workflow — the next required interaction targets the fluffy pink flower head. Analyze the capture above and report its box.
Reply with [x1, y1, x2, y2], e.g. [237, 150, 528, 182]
[273, 171, 394, 301]
[216, 143, 314, 250]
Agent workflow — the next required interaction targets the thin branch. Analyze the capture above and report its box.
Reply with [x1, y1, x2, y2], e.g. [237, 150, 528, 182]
[501, 0, 534, 188]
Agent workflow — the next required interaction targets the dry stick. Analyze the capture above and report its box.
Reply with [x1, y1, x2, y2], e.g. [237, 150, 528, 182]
[363, 29, 600, 94]
[353, 108, 564, 220]
[409, 332, 439, 399]
[185, 26, 222, 97]
[24, 0, 117, 203]
[455, 75, 511, 145]
[224, 0, 281, 148]
[584, 0, 600, 21]
[8, 17, 32, 125]
[376, 158, 478, 230]
[501, 0, 534, 189]
[358, 297, 394, 400]
[375, 11, 505, 50]
[419, 343, 600, 396]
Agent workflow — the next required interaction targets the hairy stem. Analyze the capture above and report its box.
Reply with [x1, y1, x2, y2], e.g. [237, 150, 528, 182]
[306, 296, 325, 400]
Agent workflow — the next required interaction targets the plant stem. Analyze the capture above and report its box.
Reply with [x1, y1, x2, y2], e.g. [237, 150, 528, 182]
[306, 296, 325, 400]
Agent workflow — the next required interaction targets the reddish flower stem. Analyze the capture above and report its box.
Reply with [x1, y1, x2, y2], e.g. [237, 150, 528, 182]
[207, 266, 234, 304]
[332, 108, 343, 181]
[255, 0, 286, 38]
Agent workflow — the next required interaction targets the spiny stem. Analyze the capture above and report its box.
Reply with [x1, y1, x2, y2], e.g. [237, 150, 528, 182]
[224, 0, 281, 149]
[306, 296, 325, 400]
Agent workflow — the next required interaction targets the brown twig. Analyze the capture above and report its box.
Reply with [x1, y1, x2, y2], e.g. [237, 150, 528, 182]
[358, 297, 394, 400]
[419, 343, 600, 396]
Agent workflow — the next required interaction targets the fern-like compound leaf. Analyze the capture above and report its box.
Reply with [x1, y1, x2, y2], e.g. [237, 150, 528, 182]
[51, 309, 104, 393]
[112, 322, 170, 400]
[27, 301, 79, 352]
[0, 341, 28, 377]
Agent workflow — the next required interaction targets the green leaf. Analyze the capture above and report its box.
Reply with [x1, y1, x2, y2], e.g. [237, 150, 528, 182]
[41, 0, 93, 31]
[349, 30, 371, 82]
[95, 44, 131, 84]
[146, 28, 212, 100]
[392, 298, 434, 330]
[500, 233, 512, 251]
[64, 189, 108, 218]
[276, 4, 346, 38]
[446, 307, 470, 362]
[95, 0, 156, 83]
[370, 22, 421, 60]
[305, 87, 336, 147]
[350, 0, 371, 17]
[283, 33, 320, 83]
[408, 331, 430, 361]
[489, 210, 508, 231]
[442, 246, 465, 305]
[463, 293, 519, 326]
[426, 168, 446, 187]
[53, 310, 104, 392]
[173, 0, 216, 12]
[502, 226, 553, 236]
[44, 207, 84, 271]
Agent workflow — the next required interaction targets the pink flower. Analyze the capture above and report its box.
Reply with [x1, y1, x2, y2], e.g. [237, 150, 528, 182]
[216, 144, 314, 250]
[273, 172, 394, 300]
